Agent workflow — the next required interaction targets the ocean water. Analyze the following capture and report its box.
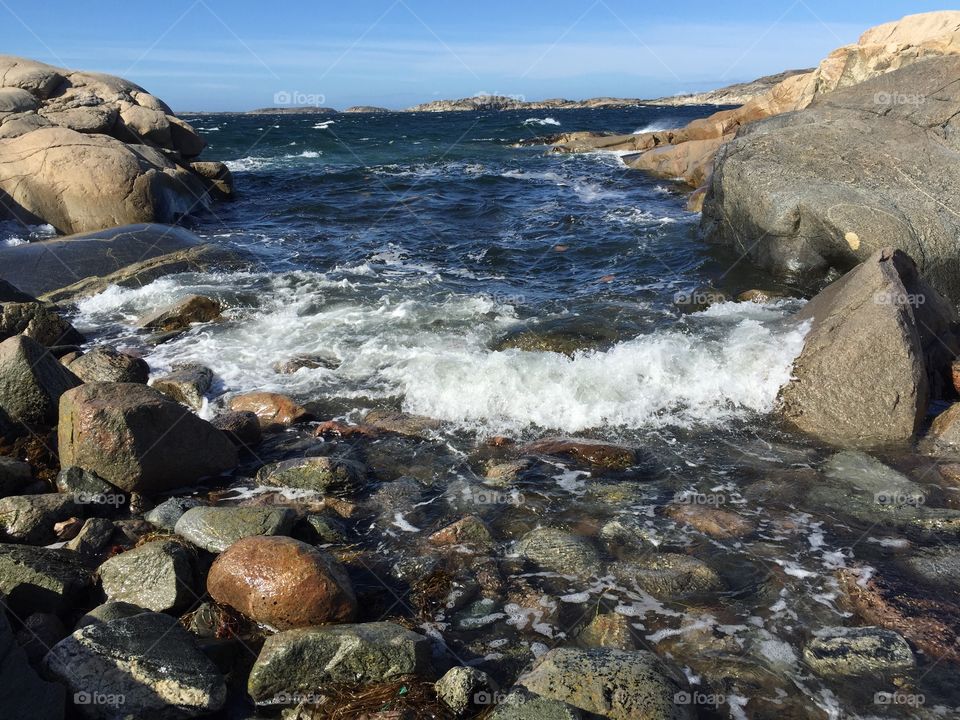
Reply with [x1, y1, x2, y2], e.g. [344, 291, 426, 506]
[68, 108, 960, 717]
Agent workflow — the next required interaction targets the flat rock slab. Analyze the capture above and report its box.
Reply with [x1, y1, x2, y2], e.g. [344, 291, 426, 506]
[0, 223, 203, 297]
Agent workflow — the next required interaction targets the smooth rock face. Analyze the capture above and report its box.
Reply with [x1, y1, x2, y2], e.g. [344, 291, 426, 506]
[58, 382, 238, 493]
[45, 612, 226, 720]
[0, 543, 91, 614]
[98, 539, 197, 613]
[0, 55, 229, 234]
[802, 627, 915, 677]
[514, 527, 601, 577]
[0, 301, 83, 346]
[66, 345, 149, 383]
[0, 334, 81, 425]
[256, 456, 366, 496]
[174, 506, 296, 553]
[704, 56, 960, 303]
[140, 295, 222, 333]
[0, 493, 82, 544]
[143, 497, 205, 532]
[517, 647, 693, 720]
[228, 391, 310, 429]
[0, 606, 65, 720]
[207, 535, 356, 629]
[151, 363, 213, 409]
[777, 249, 955, 447]
[609, 554, 724, 600]
[74, 601, 147, 631]
[247, 621, 434, 701]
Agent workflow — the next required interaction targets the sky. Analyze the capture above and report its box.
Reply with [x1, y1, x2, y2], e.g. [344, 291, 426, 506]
[0, 1, 952, 111]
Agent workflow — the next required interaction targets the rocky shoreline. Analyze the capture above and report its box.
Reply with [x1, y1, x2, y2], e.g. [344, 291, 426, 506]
[1, 11, 960, 720]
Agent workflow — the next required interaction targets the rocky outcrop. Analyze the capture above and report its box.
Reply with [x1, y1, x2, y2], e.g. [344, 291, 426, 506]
[0, 55, 232, 234]
[646, 69, 813, 106]
[703, 55, 960, 302]
[554, 11, 960, 198]
[58, 382, 238, 493]
[207, 535, 357, 629]
[777, 248, 958, 448]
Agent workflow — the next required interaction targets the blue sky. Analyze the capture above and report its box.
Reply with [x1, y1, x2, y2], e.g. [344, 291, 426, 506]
[0, 1, 950, 110]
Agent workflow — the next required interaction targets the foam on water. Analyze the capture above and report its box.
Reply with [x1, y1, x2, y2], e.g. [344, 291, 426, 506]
[74, 272, 808, 436]
[523, 117, 561, 127]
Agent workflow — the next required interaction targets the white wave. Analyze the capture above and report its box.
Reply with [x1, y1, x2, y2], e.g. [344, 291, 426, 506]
[313, 120, 335, 129]
[74, 274, 806, 435]
[523, 117, 561, 127]
[632, 120, 680, 134]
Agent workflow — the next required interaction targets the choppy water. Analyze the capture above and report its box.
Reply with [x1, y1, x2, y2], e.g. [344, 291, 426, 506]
[65, 108, 960, 718]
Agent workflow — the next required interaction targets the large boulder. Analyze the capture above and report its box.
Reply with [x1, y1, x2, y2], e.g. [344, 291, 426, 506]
[0, 300, 83, 346]
[0, 493, 82, 544]
[703, 56, 960, 303]
[0, 543, 92, 615]
[57, 382, 238, 493]
[66, 345, 149, 383]
[247, 621, 435, 702]
[45, 611, 226, 720]
[0, 604, 65, 720]
[98, 539, 198, 613]
[207, 535, 356, 629]
[0, 55, 232, 234]
[777, 248, 958, 447]
[0, 334, 81, 426]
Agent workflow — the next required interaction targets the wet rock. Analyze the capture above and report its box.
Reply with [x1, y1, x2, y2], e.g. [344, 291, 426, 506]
[53, 515, 83, 540]
[485, 458, 532, 486]
[248, 622, 435, 702]
[577, 613, 636, 650]
[151, 363, 213, 410]
[514, 527, 601, 577]
[599, 516, 660, 551]
[517, 647, 692, 720]
[65, 517, 115, 555]
[521, 437, 636, 470]
[272, 352, 340, 374]
[144, 496, 206, 532]
[15, 611, 67, 666]
[189, 160, 233, 199]
[0, 334, 80, 426]
[256, 455, 366, 497]
[664, 503, 755, 539]
[0, 456, 31, 496]
[56, 465, 123, 498]
[139, 294, 222, 332]
[492, 317, 617, 356]
[436, 666, 497, 715]
[802, 626, 914, 677]
[429, 515, 493, 549]
[228, 391, 311, 430]
[174, 506, 296, 553]
[45, 612, 226, 720]
[922, 402, 960, 457]
[211, 409, 262, 446]
[58, 382, 238, 494]
[74, 601, 147, 631]
[777, 248, 957, 447]
[207, 535, 356, 630]
[0, 543, 92, 614]
[66, 345, 149, 383]
[305, 513, 348, 544]
[0, 300, 83, 346]
[0, 605, 65, 720]
[0, 493, 82, 544]
[609, 553, 724, 600]
[99, 539, 198, 613]
[899, 546, 960, 596]
[489, 688, 585, 720]
[364, 408, 441, 437]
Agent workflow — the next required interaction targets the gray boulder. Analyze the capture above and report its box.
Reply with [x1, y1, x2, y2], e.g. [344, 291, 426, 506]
[0, 603, 65, 720]
[247, 621, 435, 702]
[98, 539, 198, 612]
[74, 601, 147, 631]
[65, 517, 115, 556]
[0, 493, 82, 544]
[0, 543, 92, 614]
[0, 300, 83, 346]
[436, 666, 498, 715]
[256, 455, 367, 496]
[517, 647, 693, 720]
[489, 688, 584, 719]
[777, 248, 957, 448]
[66, 345, 149, 383]
[45, 611, 226, 720]
[151, 363, 213, 409]
[144, 496, 206, 532]
[0, 334, 81, 426]
[174, 505, 296, 553]
[703, 56, 960, 304]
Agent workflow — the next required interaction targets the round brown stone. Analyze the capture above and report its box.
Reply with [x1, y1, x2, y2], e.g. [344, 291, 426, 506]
[207, 535, 356, 629]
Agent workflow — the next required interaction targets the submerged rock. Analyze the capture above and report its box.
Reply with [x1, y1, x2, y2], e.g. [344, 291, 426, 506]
[98, 539, 198, 613]
[514, 527, 601, 577]
[664, 503, 755, 539]
[364, 408, 441, 437]
[802, 626, 914, 677]
[609, 553, 724, 600]
[521, 437, 637, 469]
[174, 506, 296, 553]
[207, 535, 356, 629]
[247, 621, 435, 701]
[58, 382, 238, 493]
[66, 345, 149, 383]
[256, 455, 366, 496]
[577, 613, 636, 651]
[45, 612, 226, 720]
[517, 647, 693, 720]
